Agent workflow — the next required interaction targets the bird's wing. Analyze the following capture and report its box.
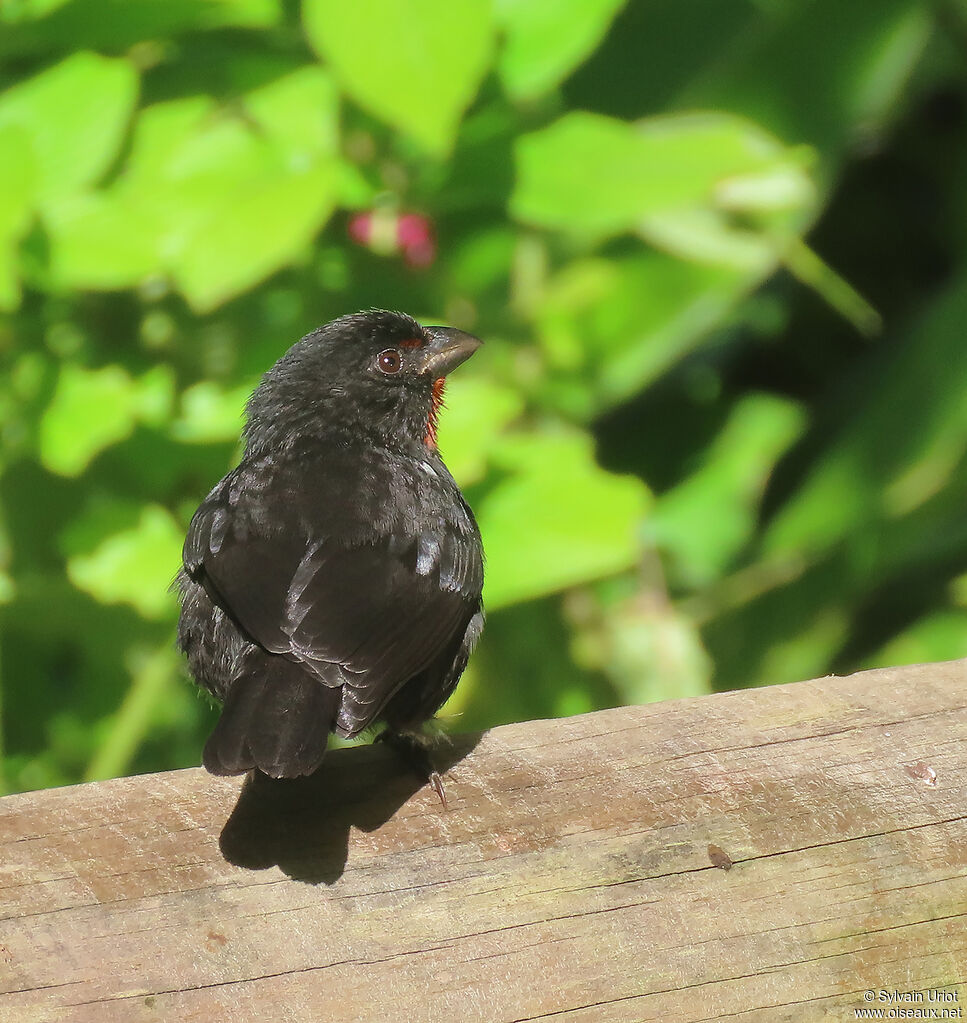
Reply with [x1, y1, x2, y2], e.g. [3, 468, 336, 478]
[183, 460, 305, 657]
[183, 452, 483, 732]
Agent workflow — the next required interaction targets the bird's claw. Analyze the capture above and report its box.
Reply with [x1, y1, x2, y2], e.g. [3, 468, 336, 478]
[429, 770, 448, 809]
[377, 730, 449, 809]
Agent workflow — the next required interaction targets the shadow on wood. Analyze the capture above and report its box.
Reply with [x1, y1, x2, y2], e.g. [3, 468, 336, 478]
[219, 733, 482, 884]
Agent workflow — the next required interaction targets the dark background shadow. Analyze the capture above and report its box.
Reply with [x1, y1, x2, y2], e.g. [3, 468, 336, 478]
[218, 731, 483, 885]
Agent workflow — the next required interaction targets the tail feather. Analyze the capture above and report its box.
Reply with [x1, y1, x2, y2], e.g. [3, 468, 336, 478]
[203, 653, 338, 778]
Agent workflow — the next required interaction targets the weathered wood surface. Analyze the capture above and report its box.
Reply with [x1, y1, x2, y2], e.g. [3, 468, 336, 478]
[3, 661, 967, 1022]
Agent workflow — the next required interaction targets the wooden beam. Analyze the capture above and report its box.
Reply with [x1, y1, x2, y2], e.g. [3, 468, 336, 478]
[3, 660, 967, 1022]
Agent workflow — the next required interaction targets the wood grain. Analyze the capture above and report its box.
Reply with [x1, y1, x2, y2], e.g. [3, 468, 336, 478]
[2, 660, 967, 1022]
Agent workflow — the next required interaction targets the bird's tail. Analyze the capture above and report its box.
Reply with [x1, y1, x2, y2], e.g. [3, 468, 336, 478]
[203, 652, 338, 779]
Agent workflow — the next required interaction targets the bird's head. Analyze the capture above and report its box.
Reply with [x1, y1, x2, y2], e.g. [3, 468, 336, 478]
[243, 310, 482, 455]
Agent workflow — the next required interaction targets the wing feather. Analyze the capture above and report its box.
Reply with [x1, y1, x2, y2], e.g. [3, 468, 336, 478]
[182, 450, 483, 735]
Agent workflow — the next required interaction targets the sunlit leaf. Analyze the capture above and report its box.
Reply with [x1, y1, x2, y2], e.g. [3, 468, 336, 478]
[58, 495, 143, 556]
[535, 252, 751, 413]
[0, 123, 36, 309]
[0, 0, 280, 56]
[150, 80, 339, 309]
[480, 431, 650, 608]
[443, 596, 618, 730]
[0, 52, 137, 202]
[46, 85, 341, 307]
[640, 208, 780, 274]
[84, 644, 183, 782]
[173, 164, 338, 312]
[66, 505, 183, 619]
[39, 365, 175, 476]
[495, 0, 627, 100]
[122, 95, 216, 185]
[650, 395, 805, 586]
[44, 192, 164, 289]
[512, 110, 815, 254]
[171, 381, 252, 442]
[437, 376, 523, 485]
[869, 609, 967, 670]
[245, 65, 340, 158]
[756, 606, 849, 686]
[570, 590, 713, 704]
[303, 0, 493, 153]
[1, 0, 73, 19]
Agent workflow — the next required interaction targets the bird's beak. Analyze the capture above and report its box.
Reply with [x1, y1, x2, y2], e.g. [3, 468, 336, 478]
[417, 327, 482, 380]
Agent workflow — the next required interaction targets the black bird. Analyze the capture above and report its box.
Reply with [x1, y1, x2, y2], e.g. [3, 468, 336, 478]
[176, 310, 484, 802]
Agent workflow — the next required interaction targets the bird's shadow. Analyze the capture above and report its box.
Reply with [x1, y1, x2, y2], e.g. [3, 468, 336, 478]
[218, 732, 482, 885]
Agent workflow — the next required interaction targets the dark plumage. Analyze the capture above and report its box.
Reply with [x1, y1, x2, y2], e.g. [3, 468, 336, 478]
[176, 310, 484, 795]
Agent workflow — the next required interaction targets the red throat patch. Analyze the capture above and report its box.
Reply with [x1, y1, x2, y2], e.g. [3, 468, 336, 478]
[425, 377, 446, 451]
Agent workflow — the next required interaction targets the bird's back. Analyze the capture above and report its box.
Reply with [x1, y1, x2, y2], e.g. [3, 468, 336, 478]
[177, 438, 483, 776]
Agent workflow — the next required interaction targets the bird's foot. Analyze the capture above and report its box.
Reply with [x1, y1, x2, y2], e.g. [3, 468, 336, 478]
[376, 729, 448, 809]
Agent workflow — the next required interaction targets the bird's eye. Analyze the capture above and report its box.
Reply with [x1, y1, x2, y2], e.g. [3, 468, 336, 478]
[376, 349, 403, 375]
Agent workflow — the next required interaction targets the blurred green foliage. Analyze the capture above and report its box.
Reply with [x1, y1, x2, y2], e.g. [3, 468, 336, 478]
[1, 0, 966, 793]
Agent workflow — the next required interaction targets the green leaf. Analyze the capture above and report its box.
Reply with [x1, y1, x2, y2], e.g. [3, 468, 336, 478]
[869, 609, 967, 670]
[46, 81, 341, 307]
[171, 381, 251, 443]
[0, 52, 137, 202]
[756, 605, 850, 687]
[174, 164, 338, 312]
[640, 208, 783, 274]
[571, 591, 713, 705]
[58, 494, 144, 556]
[303, 0, 493, 154]
[39, 366, 140, 476]
[534, 252, 752, 413]
[45, 98, 213, 290]
[39, 364, 174, 476]
[511, 111, 815, 253]
[442, 596, 618, 729]
[437, 376, 523, 485]
[479, 431, 650, 608]
[84, 644, 183, 782]
[496, 0, 627, 100]
[66, 505, 183, 619]
[121, 95, 216, 185]
[0, 124, 35, 238]
[514, 112, 668, 235]
[0, 0, 281, 57]
[1, 0, 72, 19]
[245, 65, 340, 159]
[0, 123, 36, 309]
[650, 395, 805, 586]
[43, 191, 164, 290]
